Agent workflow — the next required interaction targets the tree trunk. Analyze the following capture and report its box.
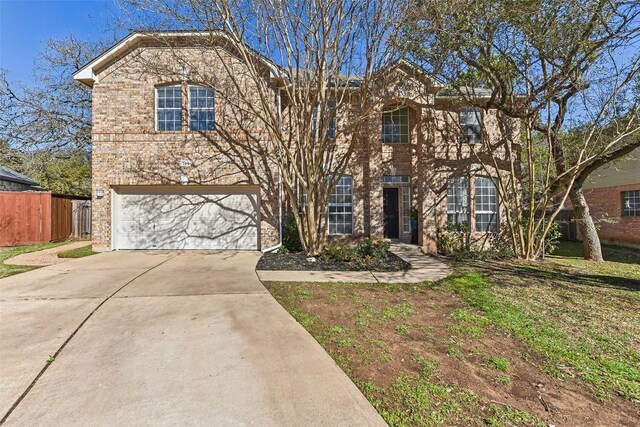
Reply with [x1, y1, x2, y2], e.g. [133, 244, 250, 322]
[569, 183, 604, 262]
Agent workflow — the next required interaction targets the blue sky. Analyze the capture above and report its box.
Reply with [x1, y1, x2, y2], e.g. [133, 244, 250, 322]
[0, 0, 119, 83]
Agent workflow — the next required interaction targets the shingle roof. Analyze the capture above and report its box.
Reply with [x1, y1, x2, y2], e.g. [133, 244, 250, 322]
[0, 166, 40, 186]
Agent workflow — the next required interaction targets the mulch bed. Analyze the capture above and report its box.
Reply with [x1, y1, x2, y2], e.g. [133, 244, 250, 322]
[257, 251, 411, 272]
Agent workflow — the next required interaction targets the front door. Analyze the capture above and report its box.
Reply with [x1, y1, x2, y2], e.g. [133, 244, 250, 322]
[383, 188, 400, 239]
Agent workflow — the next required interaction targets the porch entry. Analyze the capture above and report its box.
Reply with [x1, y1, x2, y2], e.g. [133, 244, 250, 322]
[383, 188, 400, 238]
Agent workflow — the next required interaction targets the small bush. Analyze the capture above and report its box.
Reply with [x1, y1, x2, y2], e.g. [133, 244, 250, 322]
[322, 237, 391, 265]
[282, 213, 303, 252]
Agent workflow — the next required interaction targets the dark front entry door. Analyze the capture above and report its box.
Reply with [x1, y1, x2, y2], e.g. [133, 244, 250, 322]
[383, 188, 400, 239]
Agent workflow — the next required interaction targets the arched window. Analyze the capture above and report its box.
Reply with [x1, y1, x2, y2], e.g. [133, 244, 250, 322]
[189, 85, 215, 131]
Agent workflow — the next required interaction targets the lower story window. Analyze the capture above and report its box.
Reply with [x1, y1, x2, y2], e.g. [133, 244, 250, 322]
[402, 187, 411, 234]
[475, 177, 498, 232]
[447, 177, 469, 227]
[622, 190, 640, 217]
[328, 176, 353, 235]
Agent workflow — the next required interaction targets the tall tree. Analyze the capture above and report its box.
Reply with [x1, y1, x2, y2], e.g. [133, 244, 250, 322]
[118, 0, 403, 254]
[403, 0, 640, 260]
[0, 36, 111, 195]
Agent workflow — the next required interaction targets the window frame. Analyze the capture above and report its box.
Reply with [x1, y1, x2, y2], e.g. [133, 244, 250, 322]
[328, 175, 354, 236]
[188, 85, 216, 131]
[155, 85, 183, 132]
[474, 176, 499, 232]
[382, 106, 409, 144]
[402, 186, 411, 234]
[459, 106, 483, 145]
[312, 101, 336, 140]
[446, 176, 470, 228]
[622, 190, 640, 217]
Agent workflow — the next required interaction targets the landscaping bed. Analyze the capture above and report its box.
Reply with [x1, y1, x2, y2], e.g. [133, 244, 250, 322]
[264, 242, 640, 426]
[257, 251, 410, 272]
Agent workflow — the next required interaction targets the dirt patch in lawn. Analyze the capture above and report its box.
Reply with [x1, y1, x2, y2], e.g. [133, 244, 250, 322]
[257, 251, 410, 272]
[266, 281, 639, 426]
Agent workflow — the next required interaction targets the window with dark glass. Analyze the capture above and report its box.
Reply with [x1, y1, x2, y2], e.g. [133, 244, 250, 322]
[382, 107, 409, 143]
[189, 86, 215, 131]
[328, 176, 353, 235]
[156, 86, 182, 131]
[312, 101, 336, 139]
[459, 107, 482, 144]
[475, 177, 498, 232]
[447, 177, 469, 227]
[622, 190, 640, 217]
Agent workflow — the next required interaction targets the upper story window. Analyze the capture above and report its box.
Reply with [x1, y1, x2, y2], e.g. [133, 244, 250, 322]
[447, 177, 469, 228]
[189, 86, 215, 131]
[312, 101, 336, 139]
[622, 190, 639, 217]
[475, 177, 498, 232]
[382, 107, 409, 144]
[459, 106, 482, 144]
[156, 85, 182, 131]
[328, 176, 353, 235]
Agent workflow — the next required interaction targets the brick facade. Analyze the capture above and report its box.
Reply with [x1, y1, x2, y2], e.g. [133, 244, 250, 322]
[80, 34, 517, 252]
[579, 184, 640, 248]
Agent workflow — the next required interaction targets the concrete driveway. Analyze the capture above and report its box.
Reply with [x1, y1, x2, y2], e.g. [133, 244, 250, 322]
[0, 251, 385, 426]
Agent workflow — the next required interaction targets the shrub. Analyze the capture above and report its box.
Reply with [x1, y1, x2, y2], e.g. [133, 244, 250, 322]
[322, 237, 391, 264]
[282, 213, 303, 252]
[359, 237, 390, 259]
[323, 239, 359, 262]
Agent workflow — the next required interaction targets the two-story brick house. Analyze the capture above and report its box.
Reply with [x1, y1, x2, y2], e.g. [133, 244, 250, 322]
[74, 32, 516, 253]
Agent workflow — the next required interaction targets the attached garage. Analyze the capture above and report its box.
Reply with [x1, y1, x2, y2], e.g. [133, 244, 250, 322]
[112, 186, 260, 250]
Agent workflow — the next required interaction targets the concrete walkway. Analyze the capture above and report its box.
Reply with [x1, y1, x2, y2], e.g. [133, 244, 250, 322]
[4, 241, 90, 266]
[0, 251, 385, 426]
[256, 243, 451, 284]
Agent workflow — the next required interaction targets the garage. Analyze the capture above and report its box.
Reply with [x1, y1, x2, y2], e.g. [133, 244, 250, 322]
[112, 186, 260, 250]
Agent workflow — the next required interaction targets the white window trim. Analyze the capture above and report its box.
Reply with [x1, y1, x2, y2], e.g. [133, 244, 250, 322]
[459, 106, 483, 144]
[155, 85, 183, 132]
[402, 186, 411, 234]
[328, 175, 354, 236]
[188, 85, 216, 131]
[382, 107, 409, 144]
[474, 177, 499, 232]
[447, 176, 470, 226]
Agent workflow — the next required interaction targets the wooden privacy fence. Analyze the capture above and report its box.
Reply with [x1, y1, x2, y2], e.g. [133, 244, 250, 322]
[0, 192, 91, 246]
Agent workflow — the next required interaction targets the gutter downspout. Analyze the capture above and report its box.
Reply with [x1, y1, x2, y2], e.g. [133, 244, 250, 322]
[263, 86, 284, 253]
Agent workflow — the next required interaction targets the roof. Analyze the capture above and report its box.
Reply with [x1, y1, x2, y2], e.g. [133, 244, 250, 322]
[0, 166, 40, 186]
[73, 31, 282, 87]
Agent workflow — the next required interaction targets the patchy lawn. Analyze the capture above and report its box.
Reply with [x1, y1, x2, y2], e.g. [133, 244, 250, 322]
[0, 242, 68, 279]
[265, 242, 639, 427]
[57, 245, 96, 259]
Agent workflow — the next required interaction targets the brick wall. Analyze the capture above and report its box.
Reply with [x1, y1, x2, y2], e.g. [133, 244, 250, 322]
[579, 184, 640, 247]
[88, 38, 518, 252]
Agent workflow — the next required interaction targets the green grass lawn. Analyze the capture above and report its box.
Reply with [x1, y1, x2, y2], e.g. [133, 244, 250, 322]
[57, 245, 96, 259]
[265, 241, 640, 426]
[0, 242, 68, 279]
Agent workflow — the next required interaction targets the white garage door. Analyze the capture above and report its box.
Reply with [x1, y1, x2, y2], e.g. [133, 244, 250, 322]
[113, 186, 260, 250]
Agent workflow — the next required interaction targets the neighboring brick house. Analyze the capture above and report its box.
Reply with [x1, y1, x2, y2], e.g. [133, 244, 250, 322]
[0, 166, 43, 192]
[577, 148, 640, 248]
[74, 32, 517, 252]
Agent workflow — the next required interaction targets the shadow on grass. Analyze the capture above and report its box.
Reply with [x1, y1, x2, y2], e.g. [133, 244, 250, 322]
[550, 241, 640, 266]
[471, 259, 640, 293]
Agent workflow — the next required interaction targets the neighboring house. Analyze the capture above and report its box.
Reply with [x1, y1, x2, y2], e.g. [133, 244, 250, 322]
[0, 166, 43, 192]
[74, 32, 517, 252]
[578, 148, 640, 248]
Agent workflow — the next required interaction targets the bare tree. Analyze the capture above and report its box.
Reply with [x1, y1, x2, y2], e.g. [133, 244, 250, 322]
[117, 0, 403, 254]
[403, 0, 640, 260]
[0, 36, 112, 195]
